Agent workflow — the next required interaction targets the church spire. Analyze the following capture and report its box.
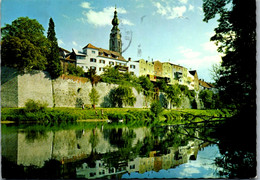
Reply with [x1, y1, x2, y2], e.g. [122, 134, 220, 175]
[109, 6, 122, 55]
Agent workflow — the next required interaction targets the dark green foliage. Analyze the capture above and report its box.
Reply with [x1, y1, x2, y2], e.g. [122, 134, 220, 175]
[150, 100, 163, 117]
[165, 84, 182, 108]
[46, 18, 62, 78]
[1, 17, 48, 72]
[67, 64, 85, 77]
[108, 86, 136, 108]
[25, 99, 48, 112]
[203, 0, 256, 111]
[86, 68, 101, 86]
[138, 76, 154, 95]
[101, 66, 142, 91]
[89, 88, 100, 107]
[155, 79, 168, 92]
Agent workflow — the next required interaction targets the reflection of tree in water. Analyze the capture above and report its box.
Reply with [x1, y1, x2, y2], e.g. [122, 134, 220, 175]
[89, 128, 99, 150]
[210, 113, 256, 178]
[25, 129, 47, 142]
[102, 128, 136, 169]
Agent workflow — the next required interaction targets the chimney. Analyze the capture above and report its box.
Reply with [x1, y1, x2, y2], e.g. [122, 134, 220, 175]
[128, 57, 131, 61]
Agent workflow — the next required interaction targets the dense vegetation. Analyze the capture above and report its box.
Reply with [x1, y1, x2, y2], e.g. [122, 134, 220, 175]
[203, 0, 256, 178]
[1, 17, 62, 78]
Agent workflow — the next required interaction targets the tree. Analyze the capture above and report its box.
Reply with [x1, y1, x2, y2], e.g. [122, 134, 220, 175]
[1, 17, 48, 72]
[89, 88, 100, 109]
[109, 86, 136, 108]
[165, 84, 182, 109]
[203, 0, 256, 111]
[150, 100, 163, 118]
[67, 64, 85, 77]
[47, 18, 62, 78]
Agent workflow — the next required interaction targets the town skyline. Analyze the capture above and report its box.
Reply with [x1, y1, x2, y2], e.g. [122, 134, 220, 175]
[1, 0, 222, 82]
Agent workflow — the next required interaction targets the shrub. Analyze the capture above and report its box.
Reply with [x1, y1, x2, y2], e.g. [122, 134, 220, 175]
[150, 100, 164, 117]
[24, 99, 48, 112]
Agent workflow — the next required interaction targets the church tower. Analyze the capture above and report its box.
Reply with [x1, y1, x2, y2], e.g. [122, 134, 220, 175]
[109, 7, 122, 55]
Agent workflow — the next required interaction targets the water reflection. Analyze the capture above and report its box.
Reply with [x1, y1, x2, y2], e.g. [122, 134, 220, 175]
[0, 123, 234, 179]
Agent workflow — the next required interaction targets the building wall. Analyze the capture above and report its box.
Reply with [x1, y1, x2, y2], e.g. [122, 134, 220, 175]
[154, 61, 162, 77]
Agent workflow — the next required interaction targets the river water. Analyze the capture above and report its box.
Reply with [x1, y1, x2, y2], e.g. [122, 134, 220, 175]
[1, 120, 256, 179]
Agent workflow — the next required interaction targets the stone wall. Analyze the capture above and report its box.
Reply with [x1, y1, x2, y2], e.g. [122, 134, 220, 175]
[1, 68, 199, 109]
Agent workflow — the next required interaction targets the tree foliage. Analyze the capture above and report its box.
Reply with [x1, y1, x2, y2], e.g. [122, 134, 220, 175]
[203, 0, 256, 111]
[89, 88, 100, 108]
[46, 18, 62, 78]
[1, 17, 48, 72]
[150, 100, 163, 117]
[67, 64, 85, 77]
[109, 86, 136, 108]
[165, 84, 182, 109]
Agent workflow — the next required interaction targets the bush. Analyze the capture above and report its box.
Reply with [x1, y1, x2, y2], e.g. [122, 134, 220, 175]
[25, 99, 48, 112]
[150, 101, 164, 117]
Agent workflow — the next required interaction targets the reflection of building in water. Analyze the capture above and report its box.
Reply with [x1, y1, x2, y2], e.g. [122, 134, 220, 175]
[2, 126, 208, 179]
[2, 127, 150, 168]
[77, 160, 126, 179]
[75, 139, 206, 179]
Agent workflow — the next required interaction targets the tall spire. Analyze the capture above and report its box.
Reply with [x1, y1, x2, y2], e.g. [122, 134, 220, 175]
[111, 7, 119, 30]
[109, 6, 122, 55]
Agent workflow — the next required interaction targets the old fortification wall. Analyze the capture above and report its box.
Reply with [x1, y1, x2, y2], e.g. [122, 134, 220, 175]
[1, 68, 195, 109]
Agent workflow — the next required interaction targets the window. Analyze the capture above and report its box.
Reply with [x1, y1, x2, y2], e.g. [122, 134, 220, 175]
[90, 58, 96, 63]
[99, 60, 105, 64]
[92, 50, 96, 54]
[89, 172, 96, 177]
[90, 66, 96, 70]
[130, 165, 135, 169]
[109, 61, 115, 65]
[99, 67, 104, 71]
[77, 56, 85, 59]
[130, 65, 135, 69]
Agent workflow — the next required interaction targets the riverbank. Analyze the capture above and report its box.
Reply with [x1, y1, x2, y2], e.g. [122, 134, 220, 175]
[1, 107, 233, 125]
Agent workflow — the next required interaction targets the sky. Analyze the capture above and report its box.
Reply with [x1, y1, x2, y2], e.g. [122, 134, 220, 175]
[1, 0, 223, 82]
[122, 144, 224, 178]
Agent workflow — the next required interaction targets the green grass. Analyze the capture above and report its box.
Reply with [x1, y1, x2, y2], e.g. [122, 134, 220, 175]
[1, 107, 232, 125]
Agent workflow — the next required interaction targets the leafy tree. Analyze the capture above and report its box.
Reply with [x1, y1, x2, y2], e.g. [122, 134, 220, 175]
[89, 88, 100, 109]
[155, 79, 168, 92]
[150, 100, 163, 117]
[199, 90, 215, 109]
[1, 17, 48, 72]
[101, 66, 122, 83]
[203, 0, 256, 111]
[138, 76, 154, 95]
[109, 86, 136, 108]
[165, 84, 182, 109]
[86, 68, 101, 86]
[47, 18, 62, 78]
[67, 64, 85, 77]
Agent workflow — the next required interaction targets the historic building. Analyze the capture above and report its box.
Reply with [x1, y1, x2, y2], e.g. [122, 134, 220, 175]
[109, 8, 122, 55]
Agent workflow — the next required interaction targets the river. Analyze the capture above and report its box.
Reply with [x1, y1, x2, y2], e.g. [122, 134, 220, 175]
[1, 119, 256, 179]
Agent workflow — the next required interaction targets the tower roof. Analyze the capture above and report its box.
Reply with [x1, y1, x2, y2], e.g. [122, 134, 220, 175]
[111, 7, 119, 28]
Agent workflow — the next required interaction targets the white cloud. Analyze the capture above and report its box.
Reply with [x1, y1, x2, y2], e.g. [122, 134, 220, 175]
[72, 41, 78, 46]
[58, 39, 64, 46]
[153, 2, 186, 19]
[80, 2, 92, 9]
[179, 0, 188, 4]
[202, 41, 218, 53]
[179, 46, 201, 59]
[82, 6, 133, 26]
[179, 167, 200, 177]
[62, 14, 70, 19]
[188, 4, 194, 11]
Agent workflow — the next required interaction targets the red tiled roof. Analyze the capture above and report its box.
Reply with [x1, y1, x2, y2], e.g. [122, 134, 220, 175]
[83, 43, 99, 50]
[199, 80, 213, 88]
